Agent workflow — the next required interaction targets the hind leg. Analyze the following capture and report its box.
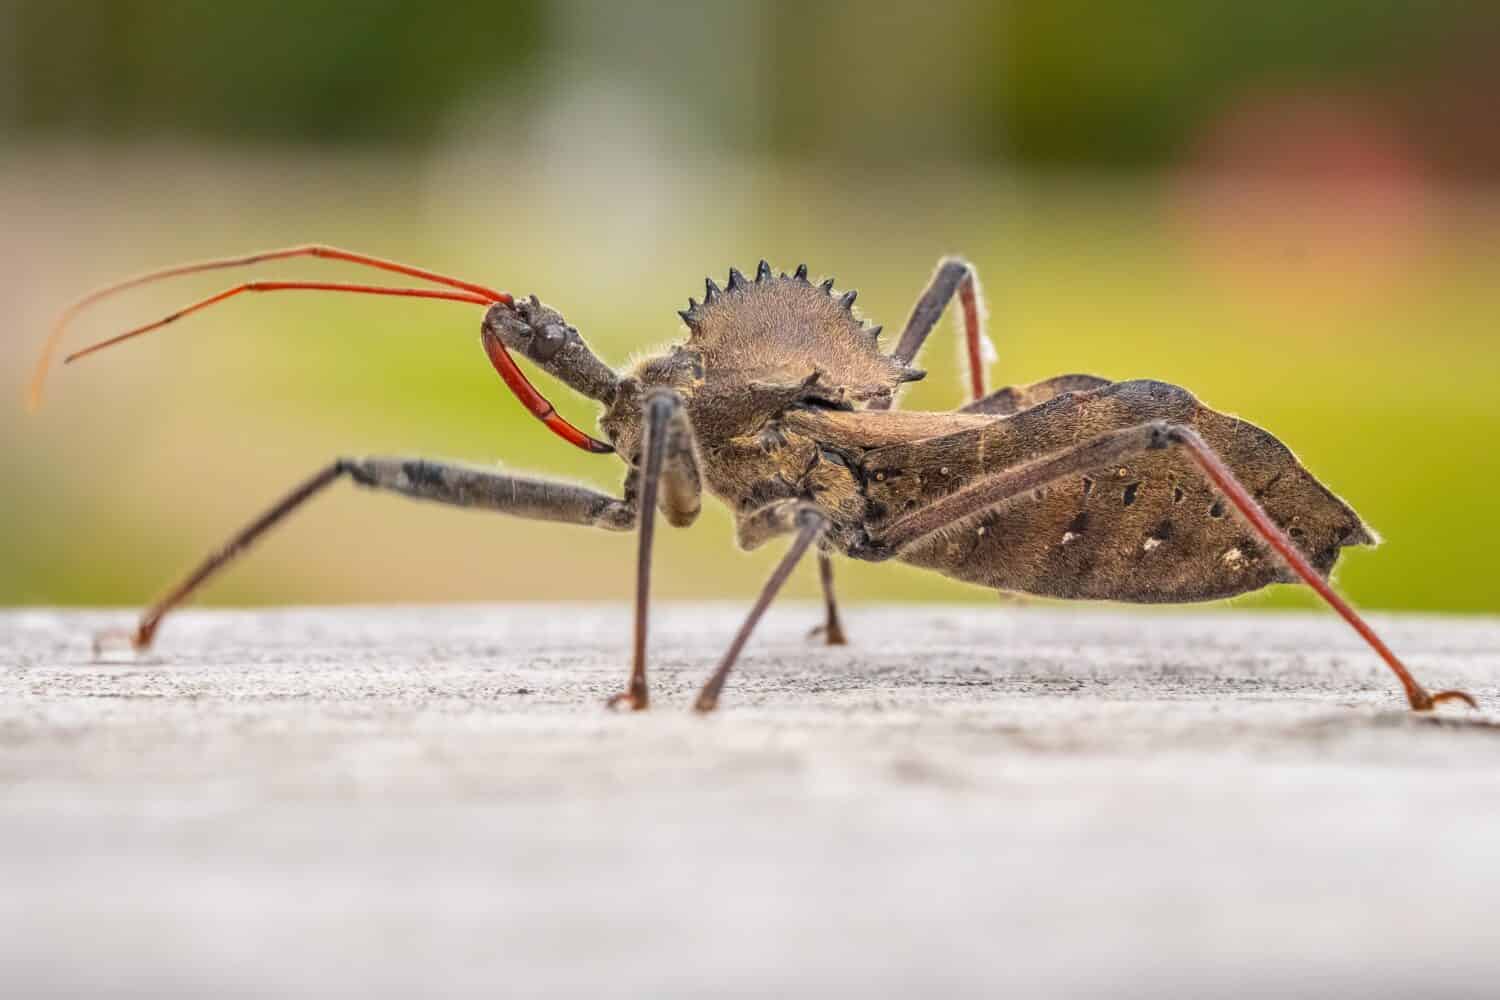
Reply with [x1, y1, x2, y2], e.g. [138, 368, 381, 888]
[824, 256, 989, 635]
[868, 421, 1475, 713]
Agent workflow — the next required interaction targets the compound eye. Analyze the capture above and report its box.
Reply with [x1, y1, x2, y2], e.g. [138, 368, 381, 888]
[530, 323, 568, 362]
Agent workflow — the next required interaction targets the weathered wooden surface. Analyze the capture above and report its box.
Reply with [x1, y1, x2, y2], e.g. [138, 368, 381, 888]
[3, 604, 1499, 998]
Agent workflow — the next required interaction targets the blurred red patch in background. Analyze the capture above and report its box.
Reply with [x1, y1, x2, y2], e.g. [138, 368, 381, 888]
[1172, 91, 1436, 316]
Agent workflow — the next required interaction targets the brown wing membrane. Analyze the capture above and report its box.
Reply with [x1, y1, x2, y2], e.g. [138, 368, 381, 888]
[960, 374, 1112, 415]
[843, 379, 1373, 603]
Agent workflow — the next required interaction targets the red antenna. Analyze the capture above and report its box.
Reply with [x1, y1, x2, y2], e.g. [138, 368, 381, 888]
[28, 244, 612, 454]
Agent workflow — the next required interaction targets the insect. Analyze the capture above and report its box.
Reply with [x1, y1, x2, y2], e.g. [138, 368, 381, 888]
[29, 246, 1475, 713]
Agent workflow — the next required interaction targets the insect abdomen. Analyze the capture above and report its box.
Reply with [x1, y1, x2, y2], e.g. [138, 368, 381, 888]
[863, 379, 1373, 603]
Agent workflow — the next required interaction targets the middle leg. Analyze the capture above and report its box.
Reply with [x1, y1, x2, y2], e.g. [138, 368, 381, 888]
[696, 505, 830, 712]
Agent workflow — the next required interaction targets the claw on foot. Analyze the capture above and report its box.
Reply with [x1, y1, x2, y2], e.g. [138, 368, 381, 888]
[807, 623, 848, 646]
[1429, 689, 1479, 710]
[1409, 688, 1479, 712]
[692, 693, 719, 714]
[606, 690, 649, 712]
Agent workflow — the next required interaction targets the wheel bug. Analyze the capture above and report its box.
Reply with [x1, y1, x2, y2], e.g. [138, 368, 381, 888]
[29, 247, 1475, 713]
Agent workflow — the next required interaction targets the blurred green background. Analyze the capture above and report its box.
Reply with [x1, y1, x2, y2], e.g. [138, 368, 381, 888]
[2, 0, 1497, 613]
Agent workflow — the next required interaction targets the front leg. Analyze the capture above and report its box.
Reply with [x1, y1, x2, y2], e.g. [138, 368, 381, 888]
[96, 458, 635, 654]
[610, 388, 702, 711]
